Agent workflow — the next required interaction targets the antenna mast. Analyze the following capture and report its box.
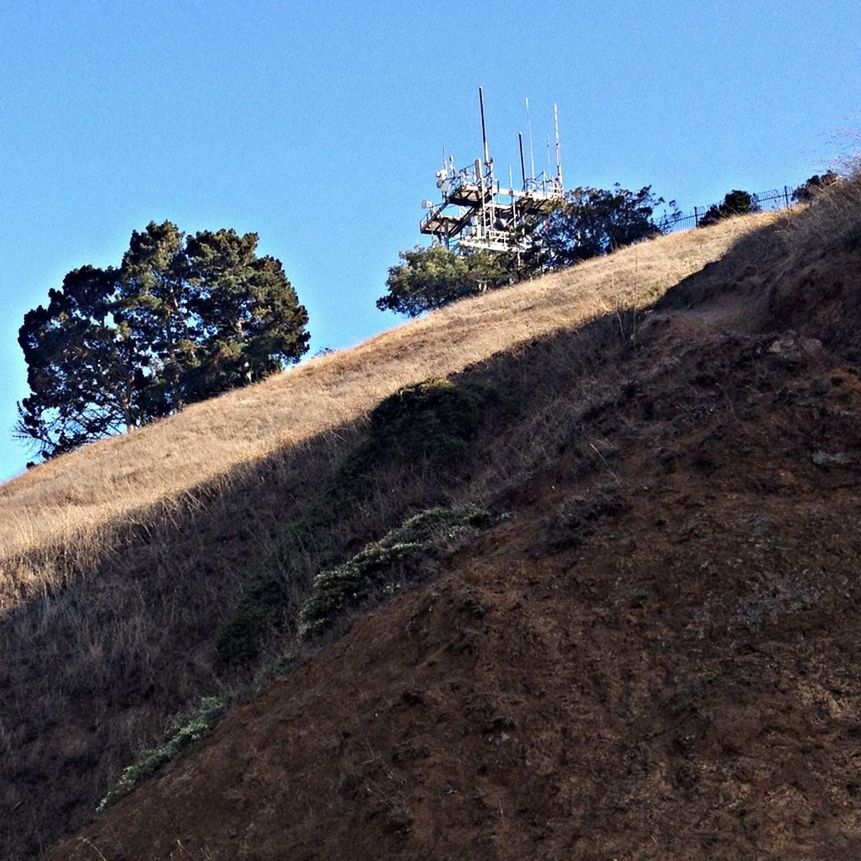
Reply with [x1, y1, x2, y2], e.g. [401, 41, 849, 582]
[419, 89, 566, 254]
[478, 87, 490, 167]
[525, 96, 536, 184]
[518, 132, 526, 189]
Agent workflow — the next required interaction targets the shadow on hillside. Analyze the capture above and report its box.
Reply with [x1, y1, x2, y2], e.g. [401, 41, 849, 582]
[1, 215, 800, 860]
[655, 215, 789, 318]
[657, 189, 861, 363]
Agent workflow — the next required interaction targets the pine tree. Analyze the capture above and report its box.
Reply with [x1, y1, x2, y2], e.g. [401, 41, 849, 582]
[376, 245, 517, 317]
[17, 221, 309, 460]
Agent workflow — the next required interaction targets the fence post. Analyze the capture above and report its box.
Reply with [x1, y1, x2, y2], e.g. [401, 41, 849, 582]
[694, 206, 699, 226]
[784, 185, 790, 207]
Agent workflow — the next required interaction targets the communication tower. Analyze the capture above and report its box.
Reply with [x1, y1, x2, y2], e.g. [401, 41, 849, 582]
[420, 88, 566, 254]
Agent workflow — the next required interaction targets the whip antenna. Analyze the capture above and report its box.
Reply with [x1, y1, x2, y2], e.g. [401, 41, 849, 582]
[525, 96, 536, 182]
[478, 86, 490, 167]
[518, 132, 526, 189]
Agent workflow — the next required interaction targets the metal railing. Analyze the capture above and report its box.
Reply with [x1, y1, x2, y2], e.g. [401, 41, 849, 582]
[658, 186, 797, 232]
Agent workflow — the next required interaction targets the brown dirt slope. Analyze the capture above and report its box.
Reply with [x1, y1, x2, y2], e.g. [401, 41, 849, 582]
[46, 182, 861, 859]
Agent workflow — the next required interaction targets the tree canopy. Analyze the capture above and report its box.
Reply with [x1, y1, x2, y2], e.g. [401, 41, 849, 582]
[698, 189, 760, 227]
[375, 245, 517, 318]
[533, 185, 667, 269]
[18, 221, 309, 459]
[377, 184, 669, 317]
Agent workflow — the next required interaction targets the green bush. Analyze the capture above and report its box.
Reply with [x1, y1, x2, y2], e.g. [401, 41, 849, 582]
[216, 575, 293, 665]
[298, 505, 495, 638]
[370, 379, 487, 459]
[98, 697, 226, 810]
[345, 378, 498, 479]
[216, 610, 266, 664]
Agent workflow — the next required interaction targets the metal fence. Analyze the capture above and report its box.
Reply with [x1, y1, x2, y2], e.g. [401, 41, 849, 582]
[657, 186, 797, 232]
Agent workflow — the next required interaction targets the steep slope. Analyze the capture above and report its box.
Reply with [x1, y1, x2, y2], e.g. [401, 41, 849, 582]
[47, 180, 861, 857]
[0, 210, 782, 859]
[4, 178, 861, 859]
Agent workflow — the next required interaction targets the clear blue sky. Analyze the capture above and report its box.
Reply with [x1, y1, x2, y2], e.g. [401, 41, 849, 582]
[1, 0, 859, 482]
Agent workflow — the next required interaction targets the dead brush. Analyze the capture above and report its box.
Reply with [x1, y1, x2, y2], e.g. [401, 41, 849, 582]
[548, 485, 631, 553]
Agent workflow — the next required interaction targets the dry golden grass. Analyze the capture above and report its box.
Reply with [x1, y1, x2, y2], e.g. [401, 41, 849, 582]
[0, 212, 779, 591]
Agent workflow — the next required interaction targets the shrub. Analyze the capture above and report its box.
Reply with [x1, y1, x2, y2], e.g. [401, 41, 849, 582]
[336, 378, 501, 498]
[298, 505, 495, 638]
[216, 611, 266, 664]
[698, 190, 760, 227]
[98, 697, 226, 810]
[368, 378, 492, 463]
[216, 575, 293, 665]
[792, 171, 840, 202]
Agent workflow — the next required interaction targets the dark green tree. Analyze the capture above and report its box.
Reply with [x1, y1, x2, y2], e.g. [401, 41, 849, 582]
[534, 185, 667, 269]
[18, 221, 309, 459]
[376, 244, 517, 317]
[698, 189, 760, 227]
[17, 266, 152, 457]
[792, 171, 840, 202]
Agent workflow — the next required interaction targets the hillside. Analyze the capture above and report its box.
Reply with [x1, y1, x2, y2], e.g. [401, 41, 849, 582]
[3, 178, 861, 859]
[0, 214, 767, 566]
